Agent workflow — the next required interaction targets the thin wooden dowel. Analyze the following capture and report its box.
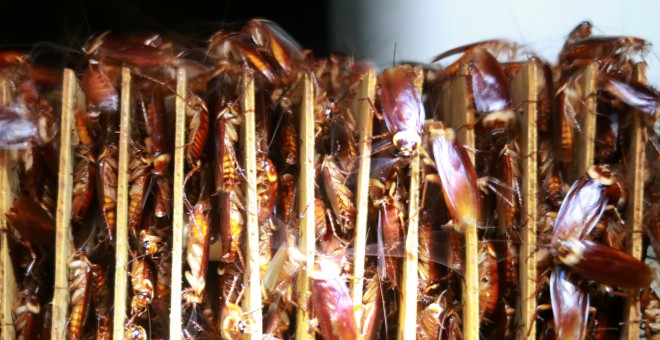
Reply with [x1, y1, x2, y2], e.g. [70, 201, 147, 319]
[568, 63, 598, 182]
[51, 69, 80, 340]
[350, 68, 377, 322]
[112, 67, 132, 340]
[0, 77, 17, 340]
[397, 67, 424, 340]
[510, 62, 539, 340]
[240, 73, 262, 338]
[621, 63, 648, 340]
[295, 72, 315, 340]
[170, 68, 187, 340]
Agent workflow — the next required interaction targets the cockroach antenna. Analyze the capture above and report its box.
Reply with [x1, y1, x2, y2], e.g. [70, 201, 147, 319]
[392, 42, 397, 67]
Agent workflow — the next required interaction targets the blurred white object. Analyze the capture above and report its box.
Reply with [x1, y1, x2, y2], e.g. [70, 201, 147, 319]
[329, 0, 660, 86]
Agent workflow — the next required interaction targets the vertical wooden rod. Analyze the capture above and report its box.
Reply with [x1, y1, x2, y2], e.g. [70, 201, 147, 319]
[170, 68, 187, 340]
[112, 68, 132, 340]
[350, 69, 377, 319]
[240, 73, 262, 339]
[51, 69, 80, 340]
[295, 73, 315, 340]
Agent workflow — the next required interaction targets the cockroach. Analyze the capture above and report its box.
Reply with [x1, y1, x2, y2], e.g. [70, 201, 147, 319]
[74, 106, 96, 147]
[360, 269, 384, 339]
[436, 47, 516, 131]
[7, 193, 56, 249]
[221, 302, 247, 340]
[82, 63, 119, 114]
[246, 19, 305, 86]
[220, 187, 245, 264]
[124, 322, 147, 340]
[538, 140, 565, 208]
[276, 110, 299, 166]
[130, 257, 155, 315]
[67, 252, 93, 340]
[262, 242, 305, 304]
[559, 35, 647, 68]
[310, 257, 358, 339]
[154, 247, 172, 319]
[214, 108, 239, 194]
[153, 174, 173, 218]
[185, 93, 209, 164]
[425, 121, 481, 231]
[257, 157, 278, 223]
[91, 264, 112, 340]
[0, 51, 29, 65]
[71, 148, 96, 224]
[375, 64, 425, 158]
[184, 193, 211, 305]
[139, 84, 171, 175]
[218, 262, 247, 340]
[0, 107, 38, 149]
[644, 202, 660, 260]
[478, 241, 499, 321]
[550, 267, 589, 340]
[370, 175, 405, 289]
[83, 31, 178, 68]
[417, 298, 444, 340]
[127, 145, 150, 236]
[208, 30, 278, 85]
[490, 141, 522, 234]
[432, 39, 520, 62]
[331, 117, 358, 173]
[599, 73, 660, 134]
[277, 173, 297, 225]
[13, 288, 41, 340]
[561, 21, 593, 52]
[97, 144, 118, 241]
[321, 155, 356, 235]
[641, 288, 660, 338]
[264, 298, 291, 339]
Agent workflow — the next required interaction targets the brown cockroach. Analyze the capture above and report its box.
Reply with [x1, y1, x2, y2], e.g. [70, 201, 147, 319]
[436, 47, 516, 131]
[375, 64, 425, 158]
[13, 288, 41, 340]
[432, 39, 520, 62]
[221, 302, 247, 340]
[71, 147, 96, 223]
[360, 269, 384, 339]
[490, 141, 522, 234]
[123, 322, 147, 340]
[644, 202, 660, 260]
[262, 242, 305, 304]
[139, 84, 171, 175]
[218, 262, 247, 340]
[309, 257, 358, 339]
[153, 173, 173, 218]
[641, 288, 660, 338]
[213, 107, 240, 194]
[276, 110, 299, 166]
[220, 187, 245, 264]
[559, 35, 648, 69]
[277, 173, 297, 225]
[264, 298, 292, 339]
[561, 21, 593, 52]
[96, 144, 118, 241]
[369, 175, 405, 290]
[7, 192, 56, 249]
[185, 93, 209, 164]
[184, 193, 211, 305]
[425, 121, 481, 231]
[82, 63, 119, 114]
[321, 155, 356, 235]
[257, 156, 278, 223]
[130, 257, 155, 315]
[83, 31, 178, 68]
[478, 241, 499, 321]
[74, 106, 96, 147]
[127, 145, 150, 236]
[538, 140, 565, 208]
[67, 252, 94, 340]
[417, 296, 446, 340]
[91, 264, 112, 340]
[599, 73, 660, 137]
[208, 30, 278, 85]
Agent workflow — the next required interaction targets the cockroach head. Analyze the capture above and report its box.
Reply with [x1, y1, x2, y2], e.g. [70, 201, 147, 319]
[392, 129, 421, 158]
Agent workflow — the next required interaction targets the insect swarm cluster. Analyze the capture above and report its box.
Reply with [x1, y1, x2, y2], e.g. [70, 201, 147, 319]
[0, 19, 659, 340]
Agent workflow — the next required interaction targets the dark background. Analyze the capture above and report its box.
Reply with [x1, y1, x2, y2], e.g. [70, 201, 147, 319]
[0, 0, 330, 56]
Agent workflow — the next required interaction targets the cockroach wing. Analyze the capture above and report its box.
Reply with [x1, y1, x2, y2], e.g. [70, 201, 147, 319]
[556, 239, 652, 289]
[470, 48, 512, 115]
[551, 267, 589, 340]
[430, 125, 480, 229]
[0, 108, 37, 149]
[310, 258, 358, 340]
[601, 75, 660, 132]
[551, 168, 612, 243]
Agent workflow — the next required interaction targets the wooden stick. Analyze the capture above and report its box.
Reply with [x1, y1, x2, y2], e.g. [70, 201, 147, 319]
[568, 63, 598, 182]
[169, 68, 187, 340]
[510, 62, 539, 340]
[397, 67, 424, 340]
[240, 73, 263, 338]
[295, 72, 315, 340]
[621, 63, 647, 340]
[51, 69, 80, 339]
[112, 67, 132, 340]
[0, 76, 17, 340]
[350, 68, 376, 322]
